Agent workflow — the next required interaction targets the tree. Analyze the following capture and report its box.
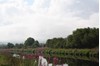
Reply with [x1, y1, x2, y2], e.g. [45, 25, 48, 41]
[24, 37, 35, 47]
[32, 40, 39, 48]
[7, 43, 14, 48]
[46, 38, 66, 48]
[15, 43, 24, 49]
[46, 39, 53, 48]
[46, 27, 99, 49]
[24, 37, 40, 48]
[65, 35, 74, 48]
[65, 27, 99, 48]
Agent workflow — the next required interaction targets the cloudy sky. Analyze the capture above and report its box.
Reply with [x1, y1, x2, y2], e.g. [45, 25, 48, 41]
[0, 0, 99, 43]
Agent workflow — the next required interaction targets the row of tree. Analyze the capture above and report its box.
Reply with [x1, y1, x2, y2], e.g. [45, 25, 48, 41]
[46, 27, 99, 49]
[7, 43, 24, 49]
[1, 37, 40, 49]
[0, 27, 99, 49]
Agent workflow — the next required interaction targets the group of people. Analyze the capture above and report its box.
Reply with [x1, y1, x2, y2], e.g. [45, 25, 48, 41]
[38, 56, 67, 66]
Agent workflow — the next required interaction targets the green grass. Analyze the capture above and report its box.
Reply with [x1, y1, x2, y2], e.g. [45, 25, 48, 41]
[0, 53, 38, 66]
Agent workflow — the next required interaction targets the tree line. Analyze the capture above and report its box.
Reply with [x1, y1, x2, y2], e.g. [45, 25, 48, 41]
[46, 27, 99, 49]
[0, 37, 40, 49]
[0, 27, 99, 49]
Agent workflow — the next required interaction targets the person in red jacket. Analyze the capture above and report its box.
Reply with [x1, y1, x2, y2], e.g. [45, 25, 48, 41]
[53, 57, 58, 66]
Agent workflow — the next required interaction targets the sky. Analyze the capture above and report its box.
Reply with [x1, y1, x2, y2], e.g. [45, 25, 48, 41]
[0, 0, 99, 43]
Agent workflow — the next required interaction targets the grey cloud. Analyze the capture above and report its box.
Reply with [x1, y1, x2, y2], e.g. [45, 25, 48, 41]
[68, 0, 99, 19]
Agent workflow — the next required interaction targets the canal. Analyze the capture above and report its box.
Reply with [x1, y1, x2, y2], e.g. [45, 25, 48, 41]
[0, 49, 99, 66]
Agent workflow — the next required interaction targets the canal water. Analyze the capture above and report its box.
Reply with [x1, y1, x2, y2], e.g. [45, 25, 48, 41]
[12, 53, 99, 66]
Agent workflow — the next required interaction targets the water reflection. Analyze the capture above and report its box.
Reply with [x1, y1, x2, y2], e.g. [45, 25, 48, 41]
[37, 55, 99, 66]
[11, 53, 99, 66]
[44, 53, 99, 63]
[39, 54, 99, 66]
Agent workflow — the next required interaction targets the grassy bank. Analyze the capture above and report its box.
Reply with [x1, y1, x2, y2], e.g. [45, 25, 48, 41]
[7, 48, 99, 58]
[0, 53, 38, 66]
